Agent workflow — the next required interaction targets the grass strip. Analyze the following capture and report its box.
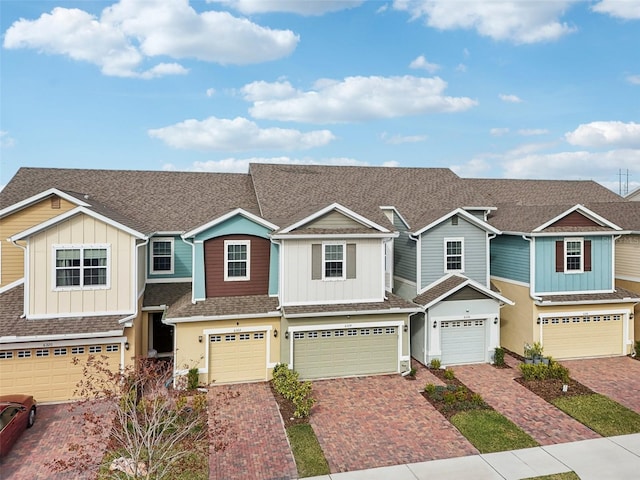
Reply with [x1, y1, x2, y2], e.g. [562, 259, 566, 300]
[522, 473, 580, 480]
[286, 424, 330, 478]
[552, 394, 640, 437]
[450, 410, 539, 453]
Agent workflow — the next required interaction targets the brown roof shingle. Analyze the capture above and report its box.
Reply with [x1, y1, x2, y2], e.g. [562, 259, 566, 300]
[282, 293, 419, 316]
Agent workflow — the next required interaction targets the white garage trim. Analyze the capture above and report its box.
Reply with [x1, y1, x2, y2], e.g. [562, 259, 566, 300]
[0, 336, 128, 350]
[201, 325, 272, 375]
[428, 314, 492, 362]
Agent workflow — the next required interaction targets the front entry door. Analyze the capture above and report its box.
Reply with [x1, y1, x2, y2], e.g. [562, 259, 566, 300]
[152, 312, 174, 354]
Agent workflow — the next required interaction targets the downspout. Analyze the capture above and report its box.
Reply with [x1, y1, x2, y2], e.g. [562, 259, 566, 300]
[181, 235, 196, 304]
[10, 239, 28, 318]
[487, 233, 496, 287]
[522, 235, 541, 302]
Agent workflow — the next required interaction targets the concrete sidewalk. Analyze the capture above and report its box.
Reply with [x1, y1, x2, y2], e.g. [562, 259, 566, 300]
[308, 433, 640, 480]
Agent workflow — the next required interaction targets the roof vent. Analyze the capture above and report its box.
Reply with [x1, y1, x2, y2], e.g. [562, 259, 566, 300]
[50, 196, 60, 209]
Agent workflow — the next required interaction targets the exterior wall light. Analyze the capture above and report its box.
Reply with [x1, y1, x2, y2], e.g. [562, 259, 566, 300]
[285, 331, 289, 339]
[433, 321, 437, 329]
[274, 329, 278, 338]
[124, 341, 130, 350]
[198, 335, 203, 343]
[494, 317, 498, 325]
[403, 325, 408, 332]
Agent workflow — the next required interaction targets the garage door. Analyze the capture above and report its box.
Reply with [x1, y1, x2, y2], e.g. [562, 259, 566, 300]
[209, 331, 267, 383]
[0, 344, 121, 402]
[542, 313, 623, 359]
[293, 326, 398, 379]
[441, 320, 486, 365]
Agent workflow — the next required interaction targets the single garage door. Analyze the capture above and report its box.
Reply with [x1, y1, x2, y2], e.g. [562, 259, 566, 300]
[293, 326, 398, 379]
[441, 319, 486, 365]
[209, 331, 267, 383]
[0, 343, 121, 402]
[542, 313, 623, 359]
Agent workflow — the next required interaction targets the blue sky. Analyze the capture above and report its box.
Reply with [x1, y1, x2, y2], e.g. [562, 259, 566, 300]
[1, 0, 639, 194]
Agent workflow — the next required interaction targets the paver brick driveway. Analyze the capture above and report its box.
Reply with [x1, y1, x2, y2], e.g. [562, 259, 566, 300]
[309, 367, 477, 473]
[562, 356, 640, 414]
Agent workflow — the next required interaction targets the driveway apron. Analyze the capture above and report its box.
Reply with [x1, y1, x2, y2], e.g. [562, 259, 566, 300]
[309, 369, 477, 474]
[454, 360, 600, 446]
[0, 402, 109, 480]
[208, 382, 297, 480]
[562, 356, 640, 414]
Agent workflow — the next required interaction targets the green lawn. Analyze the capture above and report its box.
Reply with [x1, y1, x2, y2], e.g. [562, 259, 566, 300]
[286, 424, 330, 478]
[450, 410, 539, 453]
[552, 394, 640, 437]
[522, 473, 580, 480]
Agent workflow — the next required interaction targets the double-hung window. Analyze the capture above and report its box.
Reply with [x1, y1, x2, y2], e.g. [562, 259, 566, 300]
[54, 245, 109, 289]
[565, 238, 583, 272]
[444, 238, 463, 272]
[323, 243, 345, 280]
[224, 240, 250, 281]
[150, 238, 174, 274]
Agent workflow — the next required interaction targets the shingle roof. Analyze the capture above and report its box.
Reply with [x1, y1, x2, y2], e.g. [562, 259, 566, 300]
[143, 283, 193, 308]
[166, 293, 280, 319]
[537, 287, 640, 304]
[282, 293, 419, 316]
[0, 168, 261, 233]
[413, 275, 468, 306]
[0, 284, 126, 339]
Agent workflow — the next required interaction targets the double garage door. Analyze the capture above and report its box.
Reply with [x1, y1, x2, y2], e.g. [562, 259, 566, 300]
[441, 319, 487, 365]
[0, 343, 121, 402]
[541, 313, 624, 359]
[292, 326, 398, 379]
[208, 331, 267, 383]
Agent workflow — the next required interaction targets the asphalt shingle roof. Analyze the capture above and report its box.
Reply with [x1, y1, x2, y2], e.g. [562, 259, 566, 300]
[281, 293, 419, 316]
[166, 293, 280, 319]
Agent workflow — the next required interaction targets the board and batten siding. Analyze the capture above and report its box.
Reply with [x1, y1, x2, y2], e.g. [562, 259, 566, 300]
[306, 211, 364, 229]
[0, 196, 77, 287]
[420, 217, 488, 288]
[490, 235, 530, 284]
[28, 214, 135, 316]
[616, 235, 640, 280]
[281, 237, 384, 305]
[147, 236, 192, 279]
[392, 214, 416, 282]
[534, 236, 612, 294]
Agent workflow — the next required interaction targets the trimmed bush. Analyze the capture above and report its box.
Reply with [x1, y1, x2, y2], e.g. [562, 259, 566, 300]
[444, 369, 456, 380]
[494, 347, 505, 366]
[187, 367, 200, 390]
[429, 358, 442, 369]
[272, 364, 316, 418]
[519, 361, 570, 383]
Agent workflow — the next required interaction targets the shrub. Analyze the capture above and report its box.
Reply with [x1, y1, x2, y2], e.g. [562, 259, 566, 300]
[444, 369, 455, 380]
[470, 393, 485, 406]
[494, 347, 505, 366]
[548, 362, 570, 383]
[455, 387, 468, 402]
[519, 362, 570, 383]
[187, 367, 200, 390]
[429, 358, 442, 369]
[635, 340, 640, 357]
[272, 364, 316, 418]
[424, 383, 437, 395]
[443, 391, 457, 404]
[409, 367, 417, 377]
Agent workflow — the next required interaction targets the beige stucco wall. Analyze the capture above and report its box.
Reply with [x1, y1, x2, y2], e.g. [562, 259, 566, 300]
[492, 279, 536, 355]
[0, 197, 76, 287]
[173, 316, 282, 385]
[615, 278, 640, 342]
[28, 213, 135, 317]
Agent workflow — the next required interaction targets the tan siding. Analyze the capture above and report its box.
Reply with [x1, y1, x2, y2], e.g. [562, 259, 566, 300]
[0, 197, 76, 287]
[491, 279, 536, 355]
[305, 211, 365, 229]
[28, 214, 134, 316]
[616, 235, 640, 278]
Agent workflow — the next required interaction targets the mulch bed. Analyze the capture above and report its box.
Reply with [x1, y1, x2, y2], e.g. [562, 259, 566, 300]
[269, 381, 308, 429]
[421, 368, 492, 420]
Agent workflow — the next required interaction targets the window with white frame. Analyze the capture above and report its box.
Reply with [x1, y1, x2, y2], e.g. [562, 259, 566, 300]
[150, 238, 174, 274]
[323, 243, 345, 280]
[444, 238, 463, 272]
[224, 240, 250, 281]
[565, 238, 583, 272]
[54, 245, 109, 289]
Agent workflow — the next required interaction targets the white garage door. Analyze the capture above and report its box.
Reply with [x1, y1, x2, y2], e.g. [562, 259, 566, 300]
[208, 331, 267, 383]
[441, 319, 486, 365]
[293, 326, 398, 379]
[542, 313, 624, 359]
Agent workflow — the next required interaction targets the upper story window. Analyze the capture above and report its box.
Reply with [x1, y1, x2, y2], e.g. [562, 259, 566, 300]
[224, 240, 250, 281]
[555, 238, 591, 274]
[54, 245, 109, 289]
[323, 243, 345, 280]
[565, 239, 583, 272]
[444, 238, 464, 272]
[150, 238, 174, 274]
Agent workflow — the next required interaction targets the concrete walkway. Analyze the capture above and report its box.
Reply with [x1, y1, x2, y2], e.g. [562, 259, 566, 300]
[308, 433, 640, 480]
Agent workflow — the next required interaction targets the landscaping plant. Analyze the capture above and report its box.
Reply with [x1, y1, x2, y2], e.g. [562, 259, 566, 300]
[272, 363, 316, 418]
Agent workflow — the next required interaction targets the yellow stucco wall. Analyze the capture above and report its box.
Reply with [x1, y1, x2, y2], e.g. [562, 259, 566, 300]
[491, 279, 536, 355]
[0, 196, 76, 287]
[616, 278, 640, 342]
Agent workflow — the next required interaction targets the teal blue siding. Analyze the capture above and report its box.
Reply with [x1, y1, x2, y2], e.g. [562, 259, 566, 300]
[190, 214, 277, 299]
[534, 236, 613, 293]
[148, 236, 192, 279]
[420, 216, 488, 288]
[490, 235, 530, 284]
[393, 213, 416, 282]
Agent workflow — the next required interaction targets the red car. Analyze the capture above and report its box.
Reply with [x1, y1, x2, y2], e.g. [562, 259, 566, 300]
[0, 394, 37, 458]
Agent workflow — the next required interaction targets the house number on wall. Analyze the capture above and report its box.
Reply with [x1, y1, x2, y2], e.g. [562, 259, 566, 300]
[42, 342, 53, 347]
[344, 324, 352, 328]
[233, 328, 242, 333]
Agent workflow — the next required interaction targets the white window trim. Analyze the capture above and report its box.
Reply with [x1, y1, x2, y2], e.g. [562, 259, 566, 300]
[322, 241, 346, 281]
[150, 237, 175, 275]
[444, 237, 464, 273]
[52, 244, 111, 291]
[564, 237, 584, 274]
[224, 239, 250, 281]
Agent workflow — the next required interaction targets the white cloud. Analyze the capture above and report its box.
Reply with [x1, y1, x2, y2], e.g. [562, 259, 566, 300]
[592, 0, 640, 19]
[382, 160, 400, 167]
[499, 93, 523, 103]
[490, 127, 509, 136]
[518, 129, 549, 136]
[148, 116, 335, 151]
[626, 75, 640, 85]
[451, 157, 493, 177]
[163, 156, 368, 173]
[393, 0, 578, 44]
[409, 55, 441, 73]
[206, 88, 216, 97]
[242, 76, 477, 124]
[565, 121, 640, 148]
[3, 0, 299, 78]
[455, 63, 467, 73]
[0, 131, 16, 148]
[380, 132, 428, 144]
[208, 0, 364, 15]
